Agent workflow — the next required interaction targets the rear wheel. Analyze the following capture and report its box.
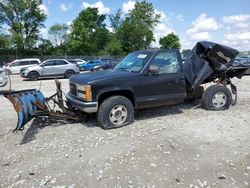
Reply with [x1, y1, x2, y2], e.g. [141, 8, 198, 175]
[64, 70, 75, 78]
[28, 71, 39, 81]
[97, 96, 134, 129]
[202, 85, 232, 110]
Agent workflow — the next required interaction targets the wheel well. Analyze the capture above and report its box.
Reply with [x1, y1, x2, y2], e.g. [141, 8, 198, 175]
[29, 71, 39, 76]
[65, 69, 75, 73]
[98, 90, 135, 106]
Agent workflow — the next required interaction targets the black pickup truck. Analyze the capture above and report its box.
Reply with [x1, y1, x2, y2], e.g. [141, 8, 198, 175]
[66, 41, 248, 129]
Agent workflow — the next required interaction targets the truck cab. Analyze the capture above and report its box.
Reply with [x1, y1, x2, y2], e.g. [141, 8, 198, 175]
[66, 49, 188, 129]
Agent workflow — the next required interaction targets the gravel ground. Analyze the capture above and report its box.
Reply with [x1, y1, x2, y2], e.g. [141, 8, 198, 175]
[0, 75, 250, 188]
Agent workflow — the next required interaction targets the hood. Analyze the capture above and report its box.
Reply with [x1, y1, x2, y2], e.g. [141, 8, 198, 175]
[70, 70, 137, 85]
[183, 41, 240, 89]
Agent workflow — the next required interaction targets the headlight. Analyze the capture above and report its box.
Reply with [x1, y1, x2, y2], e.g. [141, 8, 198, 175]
[76, 84, 92, 101]
[77, 84, 85, 91]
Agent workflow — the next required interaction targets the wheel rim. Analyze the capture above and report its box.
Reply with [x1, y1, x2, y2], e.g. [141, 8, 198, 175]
[30, 73, 37, 80]
[66, 71, 73, 77]
[212, 92, 227, 108]
[109, 105, 128, 126]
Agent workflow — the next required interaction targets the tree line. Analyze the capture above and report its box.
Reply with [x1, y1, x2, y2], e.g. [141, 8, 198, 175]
[0, 0, 182, 57]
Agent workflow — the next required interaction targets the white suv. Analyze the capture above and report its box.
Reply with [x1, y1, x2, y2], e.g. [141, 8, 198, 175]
[0, 68, 8, 87]
[20, 59, 80, 80]
[5, 58, 41, 74]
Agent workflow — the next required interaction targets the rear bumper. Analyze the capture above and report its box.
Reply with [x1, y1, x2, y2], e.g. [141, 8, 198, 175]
[66, 93, 98, 113]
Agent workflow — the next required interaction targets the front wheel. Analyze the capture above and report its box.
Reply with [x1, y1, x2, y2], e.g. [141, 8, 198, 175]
[202, 85, 232, 110]
[28, 71, 39, 81]
[97, 96, 134, 129]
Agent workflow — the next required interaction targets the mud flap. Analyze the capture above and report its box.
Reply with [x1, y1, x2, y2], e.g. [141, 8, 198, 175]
[230, 83, 237, 106]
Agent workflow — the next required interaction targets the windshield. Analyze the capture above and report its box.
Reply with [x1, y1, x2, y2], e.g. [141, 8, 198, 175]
[115, 51, 152, 72]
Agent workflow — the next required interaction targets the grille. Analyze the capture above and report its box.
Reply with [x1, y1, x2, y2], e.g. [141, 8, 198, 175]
[69, 83, 77, 96]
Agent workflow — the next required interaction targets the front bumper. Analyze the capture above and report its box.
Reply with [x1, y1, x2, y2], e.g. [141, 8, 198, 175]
[66, 93, 98, 113]
[20, 71, 29, 78]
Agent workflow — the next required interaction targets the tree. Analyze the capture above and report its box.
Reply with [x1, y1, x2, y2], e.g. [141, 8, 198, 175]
[0, 0, 46, 54]
[48, 24, 69, 46]
[109, 9, 123, 33]
[0, 34, 11, 49]
[36, 39, 54, 55]
[159, 33, 181, 49]
[48, 23, 70, 55]
[182, 49, 192, 58]
[69, 8, 110, 55]
[117, 1, 160, 53]
[104, 39, 124, 56]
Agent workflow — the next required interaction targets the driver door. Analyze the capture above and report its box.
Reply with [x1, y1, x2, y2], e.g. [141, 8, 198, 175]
[135, 51, 186, 108]
[41, 60, 55, 76]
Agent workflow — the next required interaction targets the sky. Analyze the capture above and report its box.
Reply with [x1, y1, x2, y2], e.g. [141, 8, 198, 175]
[40, 0, 250, 51]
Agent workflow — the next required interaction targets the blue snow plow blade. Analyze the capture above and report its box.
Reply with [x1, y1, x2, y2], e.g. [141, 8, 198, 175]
[4, 89, 47, 132]
[3, 79, 80, 132]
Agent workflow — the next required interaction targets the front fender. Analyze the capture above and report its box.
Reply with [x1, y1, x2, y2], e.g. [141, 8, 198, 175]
[96, 87, 135, 101]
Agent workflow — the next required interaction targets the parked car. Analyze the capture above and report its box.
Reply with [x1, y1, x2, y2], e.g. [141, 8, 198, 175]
[20, 59, 80, 80]
[67, 59, 86, 65]
[92, 58, 120, 71]
[4, 58, 40, 74]
[0, 68, 8, 87]
[66, 41, 248, 129]
[233, 56, 250, 75]
[79, 60, 113, 71]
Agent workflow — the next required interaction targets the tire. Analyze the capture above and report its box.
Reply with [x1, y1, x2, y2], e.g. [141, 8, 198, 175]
[64, 70, 75, 78]
[97, 96, 134, 129]
[201, 85, 232, 110]
[28, 71, 39, 81]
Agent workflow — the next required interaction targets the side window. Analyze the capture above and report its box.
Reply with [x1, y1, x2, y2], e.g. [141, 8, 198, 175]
[30, 60, 39, 65]
[150, 52, 180, 74]
[10, 61, 20, 67]
[55, 60, 68, 66]
[20, 61, 30, 66]
[43, 61, 54, 66]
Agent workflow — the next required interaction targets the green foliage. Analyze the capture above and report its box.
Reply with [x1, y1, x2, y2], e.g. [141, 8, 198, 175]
[0, 0, 46, 54]
[159, 33, 181, 49]
[36, 39, 54, 55]
[48, 24, 69, 46]
[117, 1, 160, 53]
[48, 23, 70, 55]
[0, 0, 183, 56]
[182, 49, 192, 58]
[109, 9, 123, 32]
[104, 39, 124, 56]
[117, 19, 154, 52]
[128, 0, 160, 28]
[69, 8, 110, 55]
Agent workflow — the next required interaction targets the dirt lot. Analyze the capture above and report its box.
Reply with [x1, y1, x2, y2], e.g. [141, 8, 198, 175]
[0, 75, 250, 188]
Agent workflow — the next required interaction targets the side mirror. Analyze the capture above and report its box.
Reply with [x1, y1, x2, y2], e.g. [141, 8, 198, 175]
[148, 65, 160, 74]
[40, 64, 44, 67]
